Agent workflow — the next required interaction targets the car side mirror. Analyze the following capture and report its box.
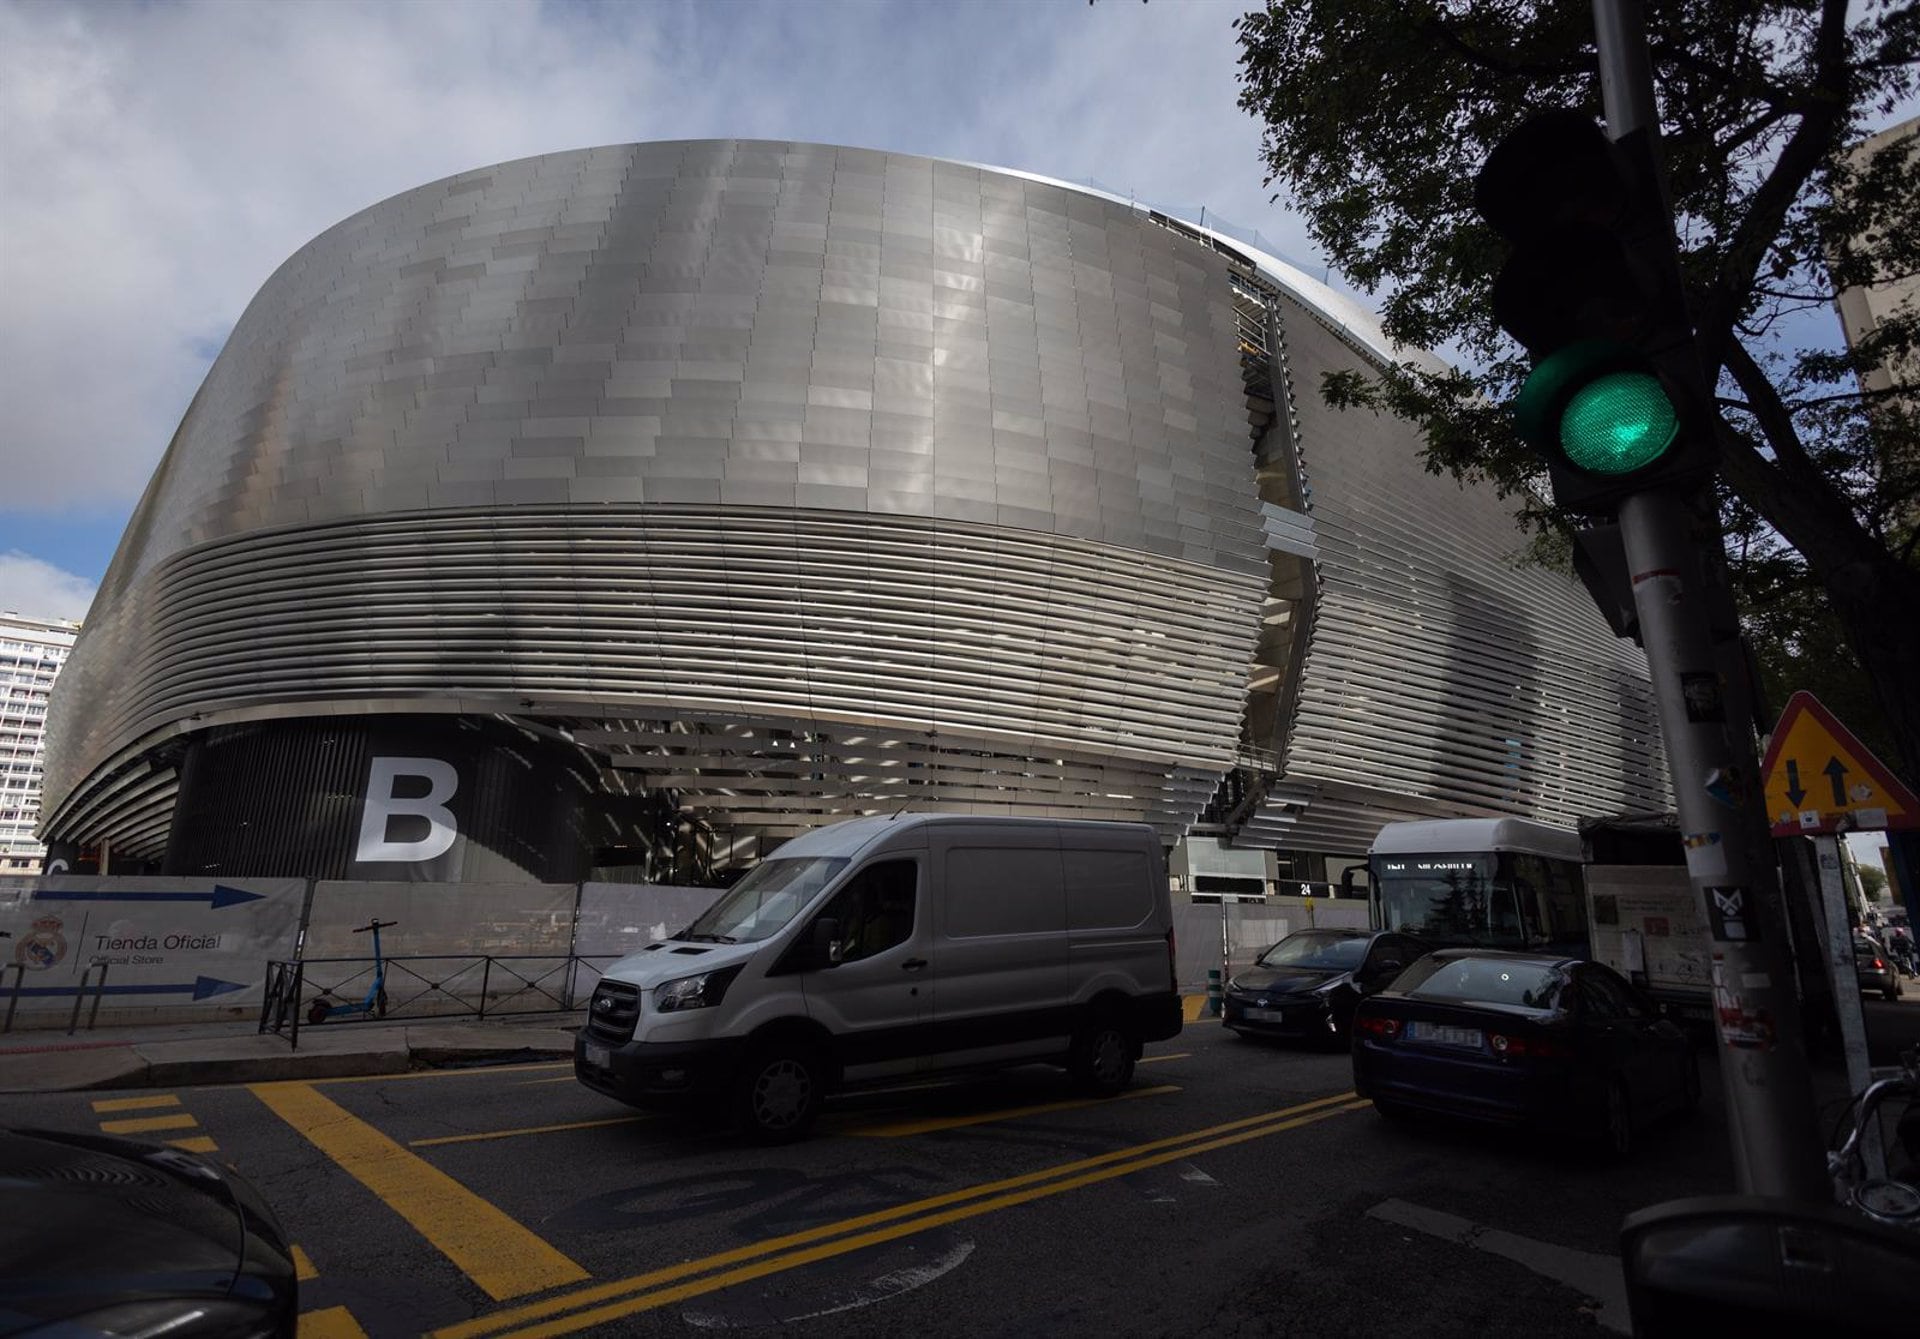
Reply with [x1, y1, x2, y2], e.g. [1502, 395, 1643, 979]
[812, 917, 843, 968]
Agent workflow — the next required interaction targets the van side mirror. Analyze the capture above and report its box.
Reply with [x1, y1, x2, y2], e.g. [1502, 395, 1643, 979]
[812, 917, 843, 968]
[1339, 864, 1365, 899]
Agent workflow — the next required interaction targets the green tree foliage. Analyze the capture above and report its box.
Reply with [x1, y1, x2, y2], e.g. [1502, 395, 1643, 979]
[1858, 860, 1889, 901]
[1236, 0, 1920, 781]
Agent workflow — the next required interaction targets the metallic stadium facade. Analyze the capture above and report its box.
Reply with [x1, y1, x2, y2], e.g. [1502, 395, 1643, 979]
[39, 142, 1666, 882]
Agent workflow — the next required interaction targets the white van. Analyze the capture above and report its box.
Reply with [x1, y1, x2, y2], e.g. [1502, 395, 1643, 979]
[575, 814, 1182, 1141]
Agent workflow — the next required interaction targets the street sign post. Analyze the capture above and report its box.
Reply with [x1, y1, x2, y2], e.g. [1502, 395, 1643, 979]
[1760, 691, 1920, 838]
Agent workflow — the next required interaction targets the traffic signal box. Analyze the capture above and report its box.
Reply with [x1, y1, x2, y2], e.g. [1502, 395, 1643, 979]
[1474, 110, 1718, 513]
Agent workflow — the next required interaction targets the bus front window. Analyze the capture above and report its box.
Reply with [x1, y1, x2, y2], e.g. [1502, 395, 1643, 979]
[1371, 855, 1522, 946]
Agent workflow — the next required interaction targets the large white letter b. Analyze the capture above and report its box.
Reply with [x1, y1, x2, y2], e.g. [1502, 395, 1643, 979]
[356, 757, 460, 863]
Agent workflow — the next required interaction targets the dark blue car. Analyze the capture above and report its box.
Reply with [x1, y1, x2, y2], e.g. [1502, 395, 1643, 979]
[1351, 949, 1699, 1157]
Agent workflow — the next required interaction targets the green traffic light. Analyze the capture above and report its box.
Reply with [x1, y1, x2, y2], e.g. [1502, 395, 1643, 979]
[1559, 370, 1678, 475]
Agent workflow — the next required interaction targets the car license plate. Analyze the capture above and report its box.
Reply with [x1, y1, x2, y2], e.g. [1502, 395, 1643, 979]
[584, 1043, 611, 1068]
[1406, 1022, 1482, 1048]
[1246, 1008, 1285, 1023]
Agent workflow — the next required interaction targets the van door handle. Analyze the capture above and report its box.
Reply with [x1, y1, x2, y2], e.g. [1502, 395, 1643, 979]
[902, 958, 928, 971]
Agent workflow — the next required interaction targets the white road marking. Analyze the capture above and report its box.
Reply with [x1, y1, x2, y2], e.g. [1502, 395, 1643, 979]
[680, 1240, 976, 1328]
[1366, 1198, 1629, 1334]
[1177, 1163, 1218, 1185]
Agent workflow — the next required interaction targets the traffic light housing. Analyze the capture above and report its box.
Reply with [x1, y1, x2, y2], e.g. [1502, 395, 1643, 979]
[1474, 110, 1717, 513]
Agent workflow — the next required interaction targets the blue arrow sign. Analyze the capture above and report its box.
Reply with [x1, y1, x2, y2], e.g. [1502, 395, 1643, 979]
[29, 885, 264, 910]
[7, 977, 249, 1001]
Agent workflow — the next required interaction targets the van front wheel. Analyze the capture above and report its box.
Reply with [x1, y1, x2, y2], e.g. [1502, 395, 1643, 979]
[734, 1042, 825, 1144]
[1070, 1015, 1137, 1095]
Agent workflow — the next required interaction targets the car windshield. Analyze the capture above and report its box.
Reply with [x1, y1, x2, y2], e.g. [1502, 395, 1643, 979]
[1258, 934, 1369, 971]
[1394, 956, 1567, 1012]
[680, 857, 848, 944]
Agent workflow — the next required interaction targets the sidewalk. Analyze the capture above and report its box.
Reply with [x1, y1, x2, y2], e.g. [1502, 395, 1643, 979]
[2, 994, 1221, 1096]
[0, 1013, 585, 1095]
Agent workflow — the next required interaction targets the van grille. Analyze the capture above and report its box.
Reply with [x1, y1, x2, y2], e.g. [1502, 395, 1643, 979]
[585, 979, 640, 1044]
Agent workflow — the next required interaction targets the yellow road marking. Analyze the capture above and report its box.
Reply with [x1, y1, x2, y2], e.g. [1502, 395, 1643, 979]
[292, 1245, 319, 1281]
[411, 1115, 654, 1147]
[845, 1083, 1180, 1137]
[506, 1101, 1372, 1339]
[168, 1135, 220, 1153]
[1182, 995, 1208, 1022]
[1137, 1052, 1190, 1065]
[99, 1113, 198, 1135]
[434, 1090, 1360, 1339]
[315, 1061, 571, 1086]
[298, 1306, 368, 1339]
[91, 1094, 181, 1113]
[515, 1075, 581, 1086]
[250, 1081, 588, 1301]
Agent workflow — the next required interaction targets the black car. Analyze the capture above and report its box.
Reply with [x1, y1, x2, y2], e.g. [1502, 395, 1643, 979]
[0, 1128, 298, 1336]
[1855, 935, 1903, 1001]
[1351, 949, 1698, 1157]
[1223, 929, 1427, 1042]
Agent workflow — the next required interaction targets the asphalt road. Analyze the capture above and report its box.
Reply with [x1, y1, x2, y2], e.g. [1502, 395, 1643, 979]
[4, 1017, 1754, 1339]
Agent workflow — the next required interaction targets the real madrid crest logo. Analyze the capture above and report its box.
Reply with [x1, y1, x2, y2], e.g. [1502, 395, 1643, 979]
[15, 915, 67, 972]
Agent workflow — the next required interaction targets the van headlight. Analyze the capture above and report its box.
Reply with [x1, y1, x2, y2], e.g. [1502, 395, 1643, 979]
[654, 965, 743, 1013]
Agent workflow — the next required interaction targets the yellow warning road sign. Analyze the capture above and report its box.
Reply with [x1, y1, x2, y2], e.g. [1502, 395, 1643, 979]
[1760, 691, 1918, 836]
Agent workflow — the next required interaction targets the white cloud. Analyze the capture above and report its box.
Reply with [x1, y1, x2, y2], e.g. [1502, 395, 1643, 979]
[0, 551, 97, 622]
[0, 0, 1322, 516]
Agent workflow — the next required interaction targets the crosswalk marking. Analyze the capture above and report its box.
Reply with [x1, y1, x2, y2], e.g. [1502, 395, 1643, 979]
[99, 1112, 199, 1135]
[91, 1094, 182, 1113]
[92, 1093, 218, 1153]
[298, 1306, 369, 1339]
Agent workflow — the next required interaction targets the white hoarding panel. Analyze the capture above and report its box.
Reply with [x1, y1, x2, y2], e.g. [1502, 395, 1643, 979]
[0, 877, 305, 1028]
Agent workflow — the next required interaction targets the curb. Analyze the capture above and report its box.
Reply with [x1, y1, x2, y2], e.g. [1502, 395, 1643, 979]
[0, 1028, 578, 1096]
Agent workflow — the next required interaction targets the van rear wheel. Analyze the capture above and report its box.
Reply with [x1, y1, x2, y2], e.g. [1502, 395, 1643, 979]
[734, 1042, 824, 1144]
[1070, 1015, 1137, 1095]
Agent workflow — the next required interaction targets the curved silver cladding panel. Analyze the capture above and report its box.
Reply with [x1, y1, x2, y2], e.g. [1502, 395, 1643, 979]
[44, 142, 1271, 845]
[1239, 294, 1669, 853]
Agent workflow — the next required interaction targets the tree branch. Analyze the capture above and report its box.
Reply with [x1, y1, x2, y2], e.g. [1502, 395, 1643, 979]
[1724, 339, 1823, 479]
[1695, 0, 1853, 378]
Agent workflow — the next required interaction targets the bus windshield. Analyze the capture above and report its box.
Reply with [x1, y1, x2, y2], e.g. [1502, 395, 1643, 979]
[1372, 854, 1524, 946]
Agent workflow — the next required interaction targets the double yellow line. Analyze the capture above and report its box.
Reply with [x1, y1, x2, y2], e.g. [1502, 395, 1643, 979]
[435, 1090, 1368, 1339]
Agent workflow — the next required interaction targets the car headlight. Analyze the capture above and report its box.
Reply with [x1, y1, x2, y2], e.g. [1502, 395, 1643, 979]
[1313, 977, 1346, 995]
[654, 965, 743, 1013]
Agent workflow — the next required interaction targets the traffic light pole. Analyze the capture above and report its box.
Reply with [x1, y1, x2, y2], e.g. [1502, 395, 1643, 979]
[1596, 0, 1829, 1202]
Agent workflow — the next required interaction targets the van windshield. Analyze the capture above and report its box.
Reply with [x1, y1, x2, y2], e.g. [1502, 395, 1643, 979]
[681, 857, 848, 944]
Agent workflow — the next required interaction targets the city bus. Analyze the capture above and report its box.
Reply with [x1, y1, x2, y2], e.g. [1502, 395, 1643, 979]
[1350, 816, 1713, 1021]
[1358, 817, 1592, 955]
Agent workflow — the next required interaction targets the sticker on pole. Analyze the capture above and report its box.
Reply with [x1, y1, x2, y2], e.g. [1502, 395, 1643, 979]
[1759, 691, 1918, 836]
[1704, 885, 1760, 942]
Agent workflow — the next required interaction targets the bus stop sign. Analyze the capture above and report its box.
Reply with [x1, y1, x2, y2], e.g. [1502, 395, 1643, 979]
[1759, 691, 1919, 837]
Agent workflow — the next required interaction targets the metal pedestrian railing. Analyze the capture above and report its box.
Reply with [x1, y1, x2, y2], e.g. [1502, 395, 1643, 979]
[258, 953, 621, 1049]
[3, 958, 116, 1036]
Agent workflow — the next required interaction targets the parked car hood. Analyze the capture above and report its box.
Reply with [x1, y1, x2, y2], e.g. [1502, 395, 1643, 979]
[0, 1128, 269, 1327]
[1231, 965, 1348, 996]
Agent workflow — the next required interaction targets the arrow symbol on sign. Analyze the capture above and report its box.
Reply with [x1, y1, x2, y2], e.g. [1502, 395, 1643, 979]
[1784, 761, 1807, 806]
[29, 885, 264, 910]
[9, 977, 250, 1001]
[1823, 757, 1849, 808]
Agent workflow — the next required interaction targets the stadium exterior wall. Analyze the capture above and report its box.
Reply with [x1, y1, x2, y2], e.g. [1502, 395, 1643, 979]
[39, 140, 1663, 879]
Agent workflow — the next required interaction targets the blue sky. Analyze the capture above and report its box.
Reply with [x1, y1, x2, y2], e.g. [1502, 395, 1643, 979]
[0, 0, 1906, 636]
[1, 0, 1320, 625]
